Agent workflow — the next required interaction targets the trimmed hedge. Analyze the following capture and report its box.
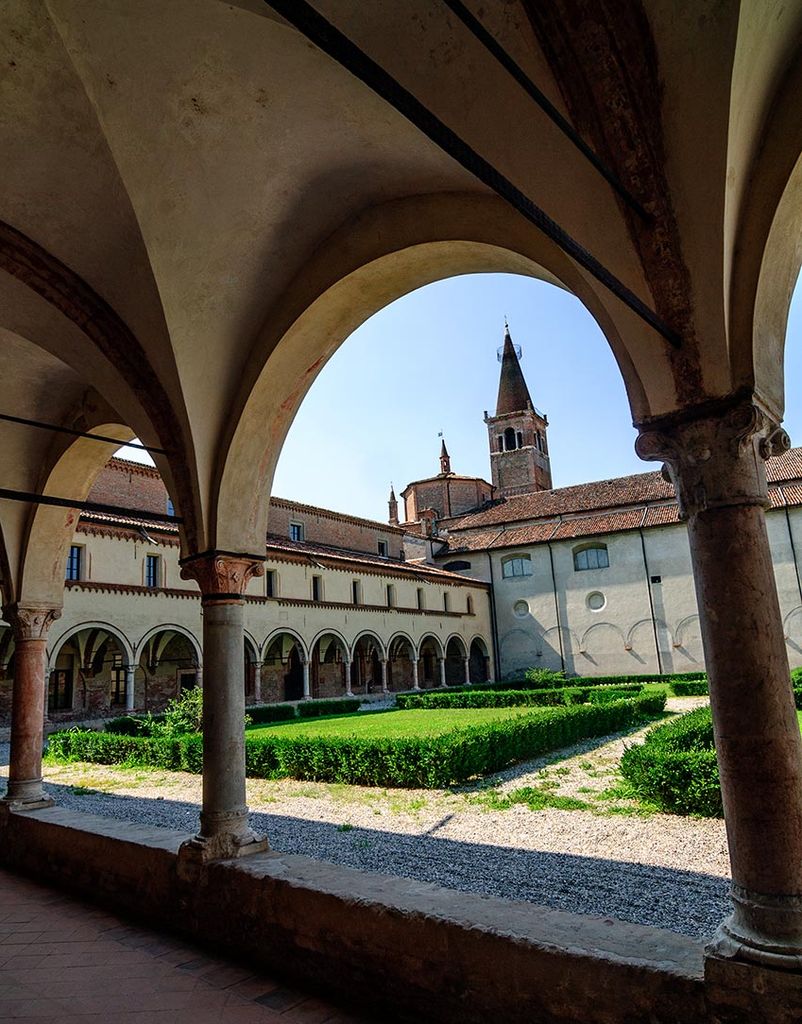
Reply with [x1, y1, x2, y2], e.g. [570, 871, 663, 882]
[298, 698, 363, 718]
[396, 684, 643, 710]
[247, 703, 297, 724]
[47, 693, 666, 788]
[496, 671, 705, 691]
[668, 679, 709, 697]
[620, 707, 721, 816]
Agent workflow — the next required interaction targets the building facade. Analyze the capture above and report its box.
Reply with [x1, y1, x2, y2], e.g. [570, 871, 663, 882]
[0, 459, 493, 723]
[397, 326, 802, 679]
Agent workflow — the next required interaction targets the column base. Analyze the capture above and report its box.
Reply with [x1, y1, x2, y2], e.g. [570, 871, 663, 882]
[705, 951, 802, 1023]
[177, 829, 269, 874]
[1, 778, 54, 813]
[707, 886, 802, 970]
[0, 794, 54, 816]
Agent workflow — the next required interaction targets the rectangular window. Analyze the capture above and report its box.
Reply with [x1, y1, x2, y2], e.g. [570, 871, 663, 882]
[48, 668, 73, 711]
[312, 575, 322, 601]
[443, 592, 450, 612]
[352, 580, 361, 604]
[65, 545, 82, 581]
[266, 569, 277, 597]
[110, 653, 126, 706]
[467, 595, 474, 614]
[378, 539, 389, 557]
[650, 574, 662, 584]
[386, 583, 395, 608]
[145, 554, 161, 588]
[416, 587, 425, 610]
[289, 522, 304, 542]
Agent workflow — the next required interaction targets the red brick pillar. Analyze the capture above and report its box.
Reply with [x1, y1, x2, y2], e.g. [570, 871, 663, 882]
[179, 552, 268, 862]
[2, 604, 60, 809]
[638, 399, 802, 969]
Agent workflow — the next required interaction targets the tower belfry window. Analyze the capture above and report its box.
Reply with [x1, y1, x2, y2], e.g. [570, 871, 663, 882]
[504, 427, 517, 451]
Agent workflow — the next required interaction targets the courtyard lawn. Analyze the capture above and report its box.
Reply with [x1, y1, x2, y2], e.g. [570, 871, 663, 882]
[246, 706, 548, 741]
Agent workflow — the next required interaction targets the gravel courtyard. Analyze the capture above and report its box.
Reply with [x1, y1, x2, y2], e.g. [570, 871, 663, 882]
[0, 698, 729, 942]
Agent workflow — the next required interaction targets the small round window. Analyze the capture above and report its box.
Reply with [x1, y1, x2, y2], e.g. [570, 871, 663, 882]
[513, 600, 529, 618]
[586, 591, 606, 611]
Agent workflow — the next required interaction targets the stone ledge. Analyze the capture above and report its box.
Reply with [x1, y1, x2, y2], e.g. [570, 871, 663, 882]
[0, 806, 707, 1023]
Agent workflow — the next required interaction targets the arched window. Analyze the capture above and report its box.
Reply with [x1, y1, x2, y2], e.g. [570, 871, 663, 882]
[516, 431, 523, 448]
[501, 554, 533, 578]
[497, 434, 504, 452]
[573, 544, 609, 571]
[504, 427, 517, 451]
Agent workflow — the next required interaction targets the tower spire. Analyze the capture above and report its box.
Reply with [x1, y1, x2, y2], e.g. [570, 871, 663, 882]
[439, 437, 451, 475]
[388, 483, 398, 526]
[496, 322, 534, 416]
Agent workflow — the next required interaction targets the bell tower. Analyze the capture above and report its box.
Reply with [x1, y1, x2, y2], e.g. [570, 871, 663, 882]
[484, 322, 552, 498]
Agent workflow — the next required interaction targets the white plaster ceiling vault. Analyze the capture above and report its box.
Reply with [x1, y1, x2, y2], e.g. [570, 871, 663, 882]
[0, 0, 800, 606]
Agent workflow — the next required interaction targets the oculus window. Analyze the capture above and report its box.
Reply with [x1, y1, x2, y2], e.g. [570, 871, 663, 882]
[501, 554, 532, 579]
[574, 545, 609, 571]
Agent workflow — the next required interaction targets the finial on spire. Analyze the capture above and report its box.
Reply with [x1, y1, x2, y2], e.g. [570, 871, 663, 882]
[388, 482, 399, 525]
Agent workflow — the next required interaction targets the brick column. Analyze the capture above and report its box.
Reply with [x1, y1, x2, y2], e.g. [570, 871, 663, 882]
[2, 604, 60, 810]
[178, 552, 268, 862]
[637, 398, 802, 970]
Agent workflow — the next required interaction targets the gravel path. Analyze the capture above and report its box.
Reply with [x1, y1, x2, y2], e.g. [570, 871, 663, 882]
[0, 698, 730, 942]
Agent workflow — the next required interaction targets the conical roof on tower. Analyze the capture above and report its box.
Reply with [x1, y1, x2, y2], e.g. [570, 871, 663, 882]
[495, 323, 534, 417]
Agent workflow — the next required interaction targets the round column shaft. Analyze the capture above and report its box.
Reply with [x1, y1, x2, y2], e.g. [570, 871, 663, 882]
[638, 399, 802, 967]
[3, 605, 60, 809]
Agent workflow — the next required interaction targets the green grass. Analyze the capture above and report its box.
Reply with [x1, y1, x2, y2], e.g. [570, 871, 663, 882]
[246, 706, 550, 741]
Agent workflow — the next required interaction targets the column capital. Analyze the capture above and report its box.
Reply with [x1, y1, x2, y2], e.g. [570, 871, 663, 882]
[179, 550, 264, 603]
[2, 604, 61, 641]
[635, 395, 790, 520]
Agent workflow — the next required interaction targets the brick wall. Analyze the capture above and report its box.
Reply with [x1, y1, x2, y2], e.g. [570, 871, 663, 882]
[268, 500, 403, 558]
[88, 460, 171, 515]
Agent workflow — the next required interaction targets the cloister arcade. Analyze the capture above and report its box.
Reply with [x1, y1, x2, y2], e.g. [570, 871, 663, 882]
[1, 2, 802, 1021]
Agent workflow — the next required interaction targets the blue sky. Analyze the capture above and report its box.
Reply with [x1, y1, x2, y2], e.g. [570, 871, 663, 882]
[120, 273, 801, 523]
[271, 273, 802, 521]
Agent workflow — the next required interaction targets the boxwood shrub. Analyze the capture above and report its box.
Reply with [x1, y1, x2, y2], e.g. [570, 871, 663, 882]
[396, 683, 643, 710]
[297, 698, 363, 718]
[247, 703, 297, 724]
[47, 693, 665, 788]
[620, 706, 722, 816]
[668, 679, 709, 697]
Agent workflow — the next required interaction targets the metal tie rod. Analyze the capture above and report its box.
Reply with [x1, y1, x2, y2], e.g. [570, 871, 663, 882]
[440, 0, 651, 221]
[0, 412, 168, 455]
[262, 0, 681, 348]
[0, 487, 182, 525]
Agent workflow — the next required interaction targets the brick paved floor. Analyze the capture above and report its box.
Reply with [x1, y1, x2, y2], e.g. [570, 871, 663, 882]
[0, 868, 376, 1023]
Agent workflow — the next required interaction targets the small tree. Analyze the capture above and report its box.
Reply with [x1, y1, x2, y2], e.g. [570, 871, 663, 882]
[147, 685, 251, 737]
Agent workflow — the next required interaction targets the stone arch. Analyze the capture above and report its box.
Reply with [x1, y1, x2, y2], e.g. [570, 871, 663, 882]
[729, 39, 802, 420]
[215, 193, 642, 553]
[48, 621, 135, 718]
[784, 607, 802, 659]
[674, 615, 705, 667]
[625, 618, 663, 671]
[387, 632, 417, 693]
[468, 636, 490, 685]
[500, 627, 539, 679]
[262, 630, 307, 703]
[310, 630, 349, 700]
[350, 631, 385, 696]
[579, 622, 628, 672]
[416, 633, 444, 689]
[444, 634, 467, 687]
[135, 624, 201, 666]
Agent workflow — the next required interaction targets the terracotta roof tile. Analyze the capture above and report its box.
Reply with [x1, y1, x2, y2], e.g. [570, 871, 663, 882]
[551, 509, 645, 539]
[766, 447, 802, 482]
[643, 504, 681, 527]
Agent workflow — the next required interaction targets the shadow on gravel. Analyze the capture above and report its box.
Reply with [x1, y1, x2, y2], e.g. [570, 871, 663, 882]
[29, 777, 728, 943]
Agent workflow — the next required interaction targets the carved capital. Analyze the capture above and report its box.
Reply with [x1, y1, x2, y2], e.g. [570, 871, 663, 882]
[635, 398, 790, 520]
[2, 604, 61, 641]
[179, 551, 264, 602]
